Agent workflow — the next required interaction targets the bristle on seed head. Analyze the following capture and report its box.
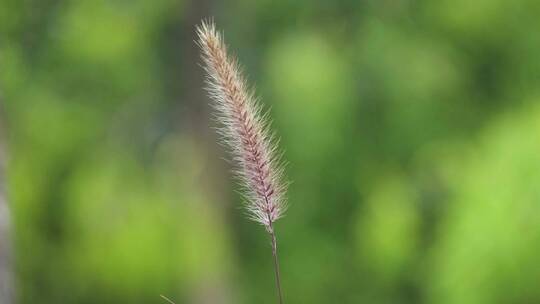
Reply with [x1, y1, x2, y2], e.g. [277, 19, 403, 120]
[197, 20, 287, 230]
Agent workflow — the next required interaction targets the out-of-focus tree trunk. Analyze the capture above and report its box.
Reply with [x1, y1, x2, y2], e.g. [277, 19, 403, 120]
[175, 1, 234, 303]
[0, 102, 13, 303]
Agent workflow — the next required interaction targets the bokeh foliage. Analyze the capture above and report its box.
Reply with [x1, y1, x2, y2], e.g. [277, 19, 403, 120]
[1, 0, 539, 303]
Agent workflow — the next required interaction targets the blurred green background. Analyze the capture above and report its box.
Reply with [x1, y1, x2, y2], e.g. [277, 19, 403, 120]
[1, 0, 540, 303]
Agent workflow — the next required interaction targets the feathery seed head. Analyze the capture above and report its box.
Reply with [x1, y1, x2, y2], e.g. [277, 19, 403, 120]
[197, 21, 287, 231]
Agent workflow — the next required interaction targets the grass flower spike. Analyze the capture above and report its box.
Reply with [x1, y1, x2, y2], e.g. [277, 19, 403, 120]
[197, 20, 287, 304]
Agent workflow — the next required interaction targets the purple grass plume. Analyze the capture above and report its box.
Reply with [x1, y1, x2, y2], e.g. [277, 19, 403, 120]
[197, 20, 287, 304]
